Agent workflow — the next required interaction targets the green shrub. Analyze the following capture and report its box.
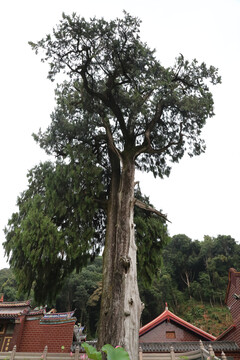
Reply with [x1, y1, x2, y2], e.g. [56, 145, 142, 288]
[82, 343, 130, 360]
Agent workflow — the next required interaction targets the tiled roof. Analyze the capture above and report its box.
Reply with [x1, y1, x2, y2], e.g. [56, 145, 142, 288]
[139, 306, 216, 341]
[0, 300, 77, 322]
[28, 308, 46, 316]
[0, 300, 31, 308]
[0, 306, 30, 318]
[139, 341, 240, 353]
[71, 341, 239, 354]
[43, 311, 75, 319]
[40, 311, 76, 324]
[216, 324, 236, 340]
[0, 300, 31, 318]
[40, 317, 76, 325]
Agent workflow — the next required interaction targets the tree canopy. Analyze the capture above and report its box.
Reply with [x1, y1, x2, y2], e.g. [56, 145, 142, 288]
[4, 161, 167, 303]
[4, 12, 220, 356]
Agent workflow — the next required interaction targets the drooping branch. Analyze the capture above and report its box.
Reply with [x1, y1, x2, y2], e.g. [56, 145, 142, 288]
[134, 198, 171, 223]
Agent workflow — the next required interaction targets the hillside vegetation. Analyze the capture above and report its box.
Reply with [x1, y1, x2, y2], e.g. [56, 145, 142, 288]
[0, 234, 238, 338]
[177, 301, 232, 336]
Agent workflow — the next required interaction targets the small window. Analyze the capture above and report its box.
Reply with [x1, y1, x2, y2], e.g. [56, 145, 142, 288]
[166, 331, 176, 339]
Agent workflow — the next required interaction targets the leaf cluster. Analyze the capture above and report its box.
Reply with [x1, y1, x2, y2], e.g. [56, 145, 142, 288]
[82, 342, 130, 360]
[4, 154, 104, 303]
[140, 234, 240, 326]
[134, 187, 169, 285]
[4, 159, 168, 304]
[30, 12, 220, 178]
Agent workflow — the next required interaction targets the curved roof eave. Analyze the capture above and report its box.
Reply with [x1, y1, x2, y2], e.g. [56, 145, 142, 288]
[139, 308, 216, 341]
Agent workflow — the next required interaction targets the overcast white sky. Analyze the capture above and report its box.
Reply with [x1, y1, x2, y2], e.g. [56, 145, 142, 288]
[0, 0, 240, 269]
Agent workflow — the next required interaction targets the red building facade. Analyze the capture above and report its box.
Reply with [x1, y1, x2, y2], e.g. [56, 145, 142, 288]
[0, 299, 75, 353]
[217, 268, 240, 347]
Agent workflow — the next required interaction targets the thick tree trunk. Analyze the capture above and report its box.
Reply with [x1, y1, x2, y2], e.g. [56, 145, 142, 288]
[98, 157, 142, 360]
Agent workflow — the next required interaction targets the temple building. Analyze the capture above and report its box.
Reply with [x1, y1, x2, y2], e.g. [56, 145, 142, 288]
[0, 298, 75, 353]
[139, 304, 240, 359]
[140, 303, 216, 343]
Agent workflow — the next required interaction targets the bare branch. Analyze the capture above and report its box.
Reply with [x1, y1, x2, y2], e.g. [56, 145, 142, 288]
[134, 198, 171, 223]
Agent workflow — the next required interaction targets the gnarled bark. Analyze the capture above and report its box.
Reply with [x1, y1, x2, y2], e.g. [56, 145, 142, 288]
[98, 157, 142, 359]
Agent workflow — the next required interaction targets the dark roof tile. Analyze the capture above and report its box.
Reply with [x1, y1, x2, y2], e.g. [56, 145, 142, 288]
[139, 341, 240, 353]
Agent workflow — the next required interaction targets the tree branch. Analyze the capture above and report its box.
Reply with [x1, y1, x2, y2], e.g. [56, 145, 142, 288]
[134, 198, 171, 223]
[100, 115, 122, 162]
[135, 121, 184, 158]
[77, 50, 128, 139]
[134, 101, 164, 157]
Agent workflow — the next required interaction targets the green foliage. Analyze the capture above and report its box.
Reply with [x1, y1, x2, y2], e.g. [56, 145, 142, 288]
[29, 11, 221, 178]
[181, 300, 232, 336]
[82, 343, 130, 360]
[56, 257, 102, 338]
[135, 188, 169, 285]
[139, 234, 240, 331]
[102, 344, 130, 360]
[4, 158, 104, 304]
[4, 11, 220, 308]
[1, 232, 238, 337]
[0, 268, 19, 301]
[158, 234, 237, 304]
[82, 343, 102, 360]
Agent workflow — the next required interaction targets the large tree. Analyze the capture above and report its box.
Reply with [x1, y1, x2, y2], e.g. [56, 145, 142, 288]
[4, 12, 220, 359]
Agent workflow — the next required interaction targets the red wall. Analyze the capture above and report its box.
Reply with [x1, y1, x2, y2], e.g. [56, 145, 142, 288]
[139, 320, 206, 343]
[219, 321, 240, 350]
[11, 315, 26, 351]
[226, 271, 240, 324]
[221, 269, 240, 348]
[18, 318, 75, 353]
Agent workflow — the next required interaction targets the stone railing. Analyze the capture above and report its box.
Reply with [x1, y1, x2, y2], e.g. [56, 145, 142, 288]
[0, 345, 88, 360]
[0, 341, 228, 360]
[139, 341, 226, 360]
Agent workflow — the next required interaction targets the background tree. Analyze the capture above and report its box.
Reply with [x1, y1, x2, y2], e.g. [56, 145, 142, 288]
[0, 268, 19, 301]
[2, 233, 240, 338]
[4, 12, 220, 358]
[56, 257, 103, 338]
[163, 235, 203, 298]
